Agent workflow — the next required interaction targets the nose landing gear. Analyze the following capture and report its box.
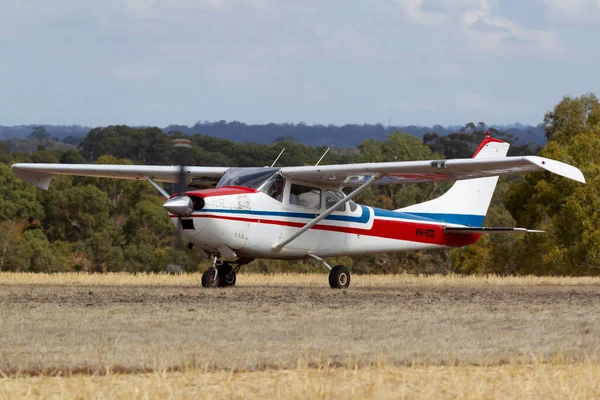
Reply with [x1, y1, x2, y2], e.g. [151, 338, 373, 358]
[201, 257, 253, 288]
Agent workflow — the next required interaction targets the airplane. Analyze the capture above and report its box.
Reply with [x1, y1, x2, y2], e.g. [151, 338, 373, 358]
[11, 133, 585, 289]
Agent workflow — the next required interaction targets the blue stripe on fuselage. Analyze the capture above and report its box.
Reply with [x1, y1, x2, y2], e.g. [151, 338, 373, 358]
[372, 208, 485, 226]
[193, 206, 484, 226]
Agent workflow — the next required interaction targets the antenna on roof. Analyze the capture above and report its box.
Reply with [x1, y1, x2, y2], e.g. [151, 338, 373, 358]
[315, 147, 330, 166]
[270, 148, 286, 168]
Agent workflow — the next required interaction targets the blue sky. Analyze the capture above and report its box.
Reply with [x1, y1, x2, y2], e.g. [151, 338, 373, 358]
[1, 0, 599, 127]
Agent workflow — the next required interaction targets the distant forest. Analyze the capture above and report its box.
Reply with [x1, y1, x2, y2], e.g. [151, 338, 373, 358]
[0, 121, 546, 148]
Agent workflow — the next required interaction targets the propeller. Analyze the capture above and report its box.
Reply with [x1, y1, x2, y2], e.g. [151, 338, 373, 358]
[164, 138, 194, 269]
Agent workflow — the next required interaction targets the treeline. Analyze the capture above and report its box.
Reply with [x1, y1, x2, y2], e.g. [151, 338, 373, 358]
[167, 121, 547, 147]
[0, 94, 597, 275]
[0, 122, 547, 148]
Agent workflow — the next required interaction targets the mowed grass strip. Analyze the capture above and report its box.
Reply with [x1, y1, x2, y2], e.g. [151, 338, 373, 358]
[2, 363, 600, 400]
[2, 272, 600, 287]
[2, 273, 600, 375]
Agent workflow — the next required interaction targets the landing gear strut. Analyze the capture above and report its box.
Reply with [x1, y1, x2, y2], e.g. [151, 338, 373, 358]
[201, 257, 220, 288]
[308, 254, 351, 289]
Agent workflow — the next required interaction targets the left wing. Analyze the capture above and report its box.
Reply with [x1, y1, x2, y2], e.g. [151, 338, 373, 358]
[280, 156, 585, 186]
[11, 163, 229, 190]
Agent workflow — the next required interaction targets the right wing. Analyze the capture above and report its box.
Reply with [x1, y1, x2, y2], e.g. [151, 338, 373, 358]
[280, 156, 585, 186]
[10, 163, 229, 190]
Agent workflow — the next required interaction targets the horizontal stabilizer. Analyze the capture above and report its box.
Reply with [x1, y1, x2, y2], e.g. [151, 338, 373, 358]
[443, 226, 545, 234]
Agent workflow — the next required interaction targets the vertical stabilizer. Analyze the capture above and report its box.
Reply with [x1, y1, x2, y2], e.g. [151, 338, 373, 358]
[398, 135, 510, 226]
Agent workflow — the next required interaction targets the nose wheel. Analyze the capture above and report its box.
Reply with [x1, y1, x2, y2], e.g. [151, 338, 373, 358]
[201, 268, 219, 288]
[202, 257, 253, 288]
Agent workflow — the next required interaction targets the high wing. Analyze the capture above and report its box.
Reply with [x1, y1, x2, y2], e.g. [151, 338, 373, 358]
[279, 156, 585, 186]
[11, 163, 229, 190]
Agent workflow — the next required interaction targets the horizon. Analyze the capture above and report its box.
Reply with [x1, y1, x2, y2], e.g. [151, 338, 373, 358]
[0, 120, 542, 130]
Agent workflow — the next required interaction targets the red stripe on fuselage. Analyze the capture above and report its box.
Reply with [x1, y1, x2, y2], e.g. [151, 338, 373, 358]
[176, 214, 479, 247]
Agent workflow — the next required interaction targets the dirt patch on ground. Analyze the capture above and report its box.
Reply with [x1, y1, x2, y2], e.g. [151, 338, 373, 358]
[1, 275, 600, 374]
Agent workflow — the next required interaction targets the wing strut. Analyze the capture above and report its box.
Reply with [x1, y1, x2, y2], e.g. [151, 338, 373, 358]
[144, 176, 170, 199]
[271, 174, 382, 252]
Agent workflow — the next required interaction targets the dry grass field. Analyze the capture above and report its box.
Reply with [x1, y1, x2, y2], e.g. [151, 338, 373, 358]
[1, 272, 600, 398]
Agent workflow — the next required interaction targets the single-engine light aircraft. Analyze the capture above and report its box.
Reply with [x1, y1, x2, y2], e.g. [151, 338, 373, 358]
[11, 133, 585, 289]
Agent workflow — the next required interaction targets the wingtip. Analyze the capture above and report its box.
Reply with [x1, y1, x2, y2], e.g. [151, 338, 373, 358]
[11, 164, 53, 190]
[532, 157, 586, 184]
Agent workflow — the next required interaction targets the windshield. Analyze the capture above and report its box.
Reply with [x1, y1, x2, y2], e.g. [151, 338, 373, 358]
[216, 167, 279, 189]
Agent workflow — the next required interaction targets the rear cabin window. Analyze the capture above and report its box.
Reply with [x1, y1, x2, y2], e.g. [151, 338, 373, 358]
[290, 184, 321, 210]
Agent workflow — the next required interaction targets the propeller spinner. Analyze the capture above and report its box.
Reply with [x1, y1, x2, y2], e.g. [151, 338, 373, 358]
[163, 195, 193, 216]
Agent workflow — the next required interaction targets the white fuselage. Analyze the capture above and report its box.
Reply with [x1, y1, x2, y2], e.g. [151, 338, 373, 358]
[172, 187, 478, 260]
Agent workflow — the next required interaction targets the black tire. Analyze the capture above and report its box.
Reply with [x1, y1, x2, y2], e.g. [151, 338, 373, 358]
[329, 265, 351, 289]
[217, 263, 236, 287]
[201, 269, 219, 288]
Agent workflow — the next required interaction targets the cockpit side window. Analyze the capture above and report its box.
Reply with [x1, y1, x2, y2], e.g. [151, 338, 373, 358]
[325, 190, 346, 212]
[261, 174, 286, 202]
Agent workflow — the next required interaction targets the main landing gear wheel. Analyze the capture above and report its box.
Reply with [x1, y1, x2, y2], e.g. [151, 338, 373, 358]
[218, 263, 236, 288]
[329, 265, 351, 289]
[201, 269, 219, 288]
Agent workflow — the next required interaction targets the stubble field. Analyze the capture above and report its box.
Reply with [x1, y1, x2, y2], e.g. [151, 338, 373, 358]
[1, 272, 600, 398]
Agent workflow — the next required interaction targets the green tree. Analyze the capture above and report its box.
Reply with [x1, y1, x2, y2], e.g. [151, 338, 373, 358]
[505, 93, 600, 275]
[0, 220, 24, 271]
[43, 184, 116, 242]
[9, 230, 67, 272]
[0, 164, 45, 222]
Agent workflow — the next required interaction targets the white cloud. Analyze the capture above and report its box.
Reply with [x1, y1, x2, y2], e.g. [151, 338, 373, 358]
[390, 0, 565, 58]
[544, 0, 600, 23]
[462, 11, 566, 58]
[392, 0, 484, 25]
[396, 0, 450, 25]
[461, 1, 565, 58]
